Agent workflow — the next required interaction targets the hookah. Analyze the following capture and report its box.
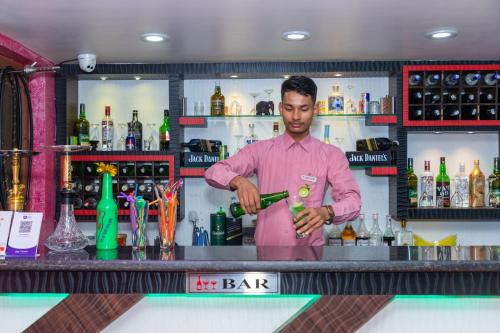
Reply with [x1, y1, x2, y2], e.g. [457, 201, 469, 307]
[44, 145, 90, 252]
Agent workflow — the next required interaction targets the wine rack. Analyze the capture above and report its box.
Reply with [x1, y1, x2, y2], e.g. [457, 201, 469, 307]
[59, 154, 174, 221]
[403, 64, 500, 127]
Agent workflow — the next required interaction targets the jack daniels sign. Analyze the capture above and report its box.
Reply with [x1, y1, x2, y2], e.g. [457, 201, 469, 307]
[345, 150, 394, 167]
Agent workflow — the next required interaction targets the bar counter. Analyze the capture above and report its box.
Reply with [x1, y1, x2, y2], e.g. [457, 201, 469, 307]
[2, 246, 500, 295]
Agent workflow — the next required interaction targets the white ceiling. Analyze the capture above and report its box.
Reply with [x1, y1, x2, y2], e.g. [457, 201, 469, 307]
[1, 0, 500, 64]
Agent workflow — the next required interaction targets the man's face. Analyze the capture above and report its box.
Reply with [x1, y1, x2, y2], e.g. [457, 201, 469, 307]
[279, 91, 316, 139]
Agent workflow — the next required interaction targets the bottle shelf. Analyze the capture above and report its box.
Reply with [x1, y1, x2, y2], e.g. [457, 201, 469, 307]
[407, 208, 500, 220]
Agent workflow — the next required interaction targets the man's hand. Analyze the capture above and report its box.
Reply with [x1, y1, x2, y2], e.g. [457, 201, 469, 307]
[293, 207, 330, 235]
[229, 176, 260, 215]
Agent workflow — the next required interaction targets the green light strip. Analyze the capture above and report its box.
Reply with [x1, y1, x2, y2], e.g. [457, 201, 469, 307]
[394, 295, 500, 300]
[0, 293, 68, 298]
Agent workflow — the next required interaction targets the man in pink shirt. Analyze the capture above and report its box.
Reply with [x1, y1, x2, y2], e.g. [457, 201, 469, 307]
[205, 76, 361, 246]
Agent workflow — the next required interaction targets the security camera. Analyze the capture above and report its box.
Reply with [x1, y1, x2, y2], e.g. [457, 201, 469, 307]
[78, 53, 96, 72]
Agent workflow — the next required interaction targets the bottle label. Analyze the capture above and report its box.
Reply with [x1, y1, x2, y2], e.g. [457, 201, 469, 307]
[212, 100, 224, 115]
[342, 239, 355, 246]
[419, 175, 434, 207]
[102, 122, 113, 141]
[160, 132, 170, 142]
[490, 188, 500, 207]
[79, 133, 90, 146]
[408, 188, 418, 206]
[436, 182, 450, 207]
[328, 237, 342, 246]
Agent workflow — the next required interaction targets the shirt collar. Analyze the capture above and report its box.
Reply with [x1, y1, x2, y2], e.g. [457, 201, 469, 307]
[282, 131, 313, 152]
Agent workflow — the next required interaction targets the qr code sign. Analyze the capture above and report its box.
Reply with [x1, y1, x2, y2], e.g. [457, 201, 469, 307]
[19, 220, 32, 234]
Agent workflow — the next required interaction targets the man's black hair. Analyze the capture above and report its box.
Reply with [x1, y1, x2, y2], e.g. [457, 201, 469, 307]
[281, 76, 317, 103]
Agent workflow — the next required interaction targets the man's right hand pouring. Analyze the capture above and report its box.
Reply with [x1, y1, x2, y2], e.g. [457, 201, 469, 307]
[229, 176, 261, 215]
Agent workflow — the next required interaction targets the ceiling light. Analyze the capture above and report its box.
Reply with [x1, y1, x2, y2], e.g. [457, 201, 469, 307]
[467, 131, 475, 134]
[283, 75, 290, 79]
[100, 76, 108, 80]
[426, 29, 457, 40]
[141, 33, 169, 43]
[282, 31, 311, 41]
[230, 75, 238, 78]
[434, 131, 442, 134]
[134, 76, 141, 80]
[334, 73, 343, 77]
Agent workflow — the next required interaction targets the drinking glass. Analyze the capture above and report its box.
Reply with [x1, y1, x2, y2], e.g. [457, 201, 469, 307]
[264, 89, 273, 101]
[147, 123, 157, 151]
[91, 124, 100, 141]
[287, 195, 308, 239]
[194, 101, 205, 116]
[118, 123, 127, 151]
[229, 95, 242, 116]
[249, 93, 260, 115]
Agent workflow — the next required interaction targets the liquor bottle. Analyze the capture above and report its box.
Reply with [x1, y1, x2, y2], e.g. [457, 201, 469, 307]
[159, 109, 170, 151]
[245, 123, 258, 144]
[84, 163, 98, 176]
[407, 158, 418, 207]
[409, 107, 423, 120]
[341, 221, 356, 246]
[451, 162, 469, 208]
[479, 90, 495, 103]
[382, 215, 395, 246]
[84, 183, 99, 193]
[355, 214, 370, 246]
[323, 125, 331, 144]
[419, 160, 434, 207]
[101, 106, 114, 151]
[488, 157, 500, 208]
[272, 122, 279, 138]
[120, 163, 136, 177]
[328, 85, 344, 114]
[443, 90, 459, 103]
[71, 179, 83, 193]
[96, 170, 118, 250]
[469, 159, 485, 207]
[211, 207, 226, 246]
[83, 197, 97, 209]
[425, 106, 441, 120]
[155, 163, 169, 177]
[461, 106, 478, 120]
[461, 91, 476, 103]
[436, 157, 451, 208]
[181, 139, 222, 152]
[230, 191, 289, 218]
[408, 74, 422, 86]
[409, 90, 423, 104]
[125, 124, 136, 151]
[355, 138, 399, 151]
[328, 224, 342, 246]
[395, 219, 413, 246]
[444, 73, 460, 86]
[368, 213, 383, 246]
[210, 81, 225, 116]
[464, 73, 481, 86]
[484, 73, 500, 86]
[74, 103, 90, 146]
[443, 106, 460, 120]
[424, 73, 441, 86]
[137, 163, 153, 176]
[424, 91, 441, 104]
[480, 106, 497, 120]
[128, 110, 143, 151]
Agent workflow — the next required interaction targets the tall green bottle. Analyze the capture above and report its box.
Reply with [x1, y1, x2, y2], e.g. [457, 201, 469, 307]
[96, 171, 118, 250]
[407, 158, 418, 207]
[435, 157, 450, 208]
[230, 191, 289, 218]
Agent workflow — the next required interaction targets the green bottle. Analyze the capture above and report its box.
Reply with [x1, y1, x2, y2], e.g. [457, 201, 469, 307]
[436, 157, 450, 208]
[210, 207, 226, 246]
[230, 191, 289, 218]
[159, 109, 170, 151]
[488, 157, 500, 208]
[407, 158, 418, 207]
[74, 103, 90, 146]
[96, 172, 118, 250]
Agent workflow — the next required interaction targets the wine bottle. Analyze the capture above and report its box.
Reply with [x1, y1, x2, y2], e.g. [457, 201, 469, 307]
[128, 110, 143, 151]
[461, 106, 478, 120]
[469, 160, 485, 208]
[382, 215, 395, 246]
[409, 90, 423, 104]
[137, 163, 153, 176]
[83, 197, 97, 209]
[484, 73, 500, 86]
[444, 73, 460, 86]
[461, 91, 476, 103]
[407, 158, 418, 207]
[355, 214, 370, 246]
[443, 90, 458, 103]
[479, 90, 495, 103]
[425, 106, 441, 120]
[125, 123, 136, 151]
[355, 138, 399, 151]
[488, 158, 500, 208]
[101, 106, 114, 151]
[74, 103, 90, 146]
[443, 106, 460, 120]
[424, 73, 441, 86]
[159, 109, 170, 151]
[436, 157, 450, 208]
[464, 73, 481, 86]
[425, 91, 441, 104]
[409, 107, 423, 120]
[341, 221, 356, 246]
[181, 139, 222, 152]
[120, 163, 136, 177]
[419, 160, 434, 207]
[230, 191, 289, 218]
[210, 81, 225, 116]
[480, 106, 497, 120]
[408, 74, 422, 86]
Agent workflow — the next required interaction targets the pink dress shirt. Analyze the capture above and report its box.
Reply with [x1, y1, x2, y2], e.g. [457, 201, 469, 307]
[205, 132, 361, 246]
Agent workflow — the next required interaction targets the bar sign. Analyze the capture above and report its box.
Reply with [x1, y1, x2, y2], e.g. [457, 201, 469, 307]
[186, 272, 280, 294]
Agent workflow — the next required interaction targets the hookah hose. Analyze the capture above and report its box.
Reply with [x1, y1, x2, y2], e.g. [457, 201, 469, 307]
[0, 66, 34, 209]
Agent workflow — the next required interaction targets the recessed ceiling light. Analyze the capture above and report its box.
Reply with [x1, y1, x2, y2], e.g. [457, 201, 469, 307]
[467, 131, 475, 134]
[283, 75, 290, 79]
[282, 31, 311, 41]
[426, 29, 457, 40]
[230, 75, 238, 78]
[141, 33, 169, 43]
[334, 73, 343, 77]
[434, 131, 442, 134]
[134, 76, 141, 80]
[100, 76, 108, 80]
